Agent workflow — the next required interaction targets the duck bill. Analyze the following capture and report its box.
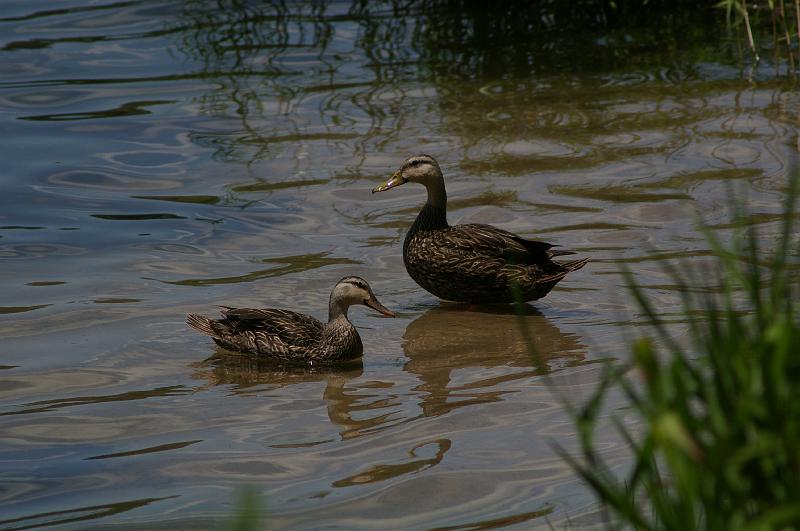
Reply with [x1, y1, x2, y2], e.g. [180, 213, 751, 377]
[372, 172, 407, 194]
[364, 297, 395, 317]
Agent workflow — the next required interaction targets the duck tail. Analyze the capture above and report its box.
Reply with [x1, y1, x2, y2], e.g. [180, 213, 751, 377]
[547, 248, 576, 258]
[559, 257, 591, 272]
[186, 313, 218, 337]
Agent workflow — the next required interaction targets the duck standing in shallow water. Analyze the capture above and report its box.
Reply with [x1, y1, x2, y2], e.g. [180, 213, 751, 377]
[372, 154, 589, 304]
[187, 276, 394, 363]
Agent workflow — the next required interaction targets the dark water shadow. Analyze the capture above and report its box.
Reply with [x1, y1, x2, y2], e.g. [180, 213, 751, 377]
[0, 305, 51, 315]
[429, 504, 555, 531]
[332, 438, 451, 488]
[132, 195, 221, 205]
[0, 495, 177, 531]
[1, 385, 191, 417]
[91, 213, 186, 221]
[18, 100, 175, 121]
[159, 252, 360, 286]
[402, 303, 586, 418]
[85, 439, 203, 461]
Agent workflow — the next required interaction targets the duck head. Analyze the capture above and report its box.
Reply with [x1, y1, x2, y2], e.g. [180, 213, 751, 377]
[329, 276, 395, 320]
[372, 154, 443, 193]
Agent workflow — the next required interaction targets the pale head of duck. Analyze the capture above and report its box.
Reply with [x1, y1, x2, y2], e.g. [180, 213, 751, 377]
[329, 276, 395, 321]
[372, 154, 447, 208]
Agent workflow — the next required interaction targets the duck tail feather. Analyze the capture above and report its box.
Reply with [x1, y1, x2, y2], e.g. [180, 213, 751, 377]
[547, 249, 576, 258]
[559, 257, 591, 272]
[540, 269, 571, 284]
[186, 313, 218, 337]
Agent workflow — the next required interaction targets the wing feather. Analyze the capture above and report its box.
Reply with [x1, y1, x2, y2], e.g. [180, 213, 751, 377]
[440, 223, 554, 264]
[208, 308, 324, 354]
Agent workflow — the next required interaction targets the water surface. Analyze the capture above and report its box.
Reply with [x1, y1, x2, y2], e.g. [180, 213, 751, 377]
[1, 2, 797, 529]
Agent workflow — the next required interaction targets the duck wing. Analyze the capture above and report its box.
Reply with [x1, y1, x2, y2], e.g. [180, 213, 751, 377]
[219, 307, 324, 350]
[446, 224, 570, 265]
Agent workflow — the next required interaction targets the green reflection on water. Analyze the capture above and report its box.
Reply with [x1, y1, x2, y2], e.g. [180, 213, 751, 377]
[19, 100, 176, 121]
[430, 505, 555, 531]
[0, 305, 51, 314]
[231, 177, 329, 193]
[92, 298, 142, 304]
[551, 185, 691, 203]
[530, 222, 640, 233]
[0, 496, 178, 530]
[654, 168, 765, 188]
[160, 0, 738, 166]
[132, 195, 222, 205]
[86, 439, 203, 461]
[332, 439, 451, 487]
[163, 252, 361, 286]
[91, 213, 187, 221]
[3, 385, 191, 417]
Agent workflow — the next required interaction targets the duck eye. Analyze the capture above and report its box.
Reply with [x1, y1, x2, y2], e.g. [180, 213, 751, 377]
[410, 160, 420, 167]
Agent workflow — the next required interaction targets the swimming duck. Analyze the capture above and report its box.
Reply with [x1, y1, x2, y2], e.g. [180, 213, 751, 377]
[372, 154, 588, 304]
[186, 276, 394, 363]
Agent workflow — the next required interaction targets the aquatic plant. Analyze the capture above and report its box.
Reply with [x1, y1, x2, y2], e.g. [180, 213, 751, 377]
[559, 176, 800, 529]
[716, 0, 800, 63]
[224, 488, 264, 531]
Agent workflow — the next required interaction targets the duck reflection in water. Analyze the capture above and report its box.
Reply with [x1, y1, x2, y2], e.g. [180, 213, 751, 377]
[191, 349, 455, 488]
[191, 350, 378, 440]
[402, 304, 586, 418]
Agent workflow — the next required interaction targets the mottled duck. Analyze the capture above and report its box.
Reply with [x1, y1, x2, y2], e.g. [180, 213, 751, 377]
[187, 276, 394, 363]
[372, 154, 588, 303]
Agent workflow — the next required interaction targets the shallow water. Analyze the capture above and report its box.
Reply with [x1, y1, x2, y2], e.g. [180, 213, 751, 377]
[1, 2, 797, 529]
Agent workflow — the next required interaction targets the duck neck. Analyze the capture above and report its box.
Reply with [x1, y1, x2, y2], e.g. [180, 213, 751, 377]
[425, 175, 447, 210]
[328, 299, 350, 323]
[413, 177, 448, 231]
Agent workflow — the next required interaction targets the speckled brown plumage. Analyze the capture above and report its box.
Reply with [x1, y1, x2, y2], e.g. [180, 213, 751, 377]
[403, 204, 588, 303]
[374, 155, 589, 304]
[186, 276, 394, 363]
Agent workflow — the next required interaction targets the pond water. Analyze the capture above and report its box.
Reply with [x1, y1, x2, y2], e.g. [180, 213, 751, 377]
[1, 2, 797, 529]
